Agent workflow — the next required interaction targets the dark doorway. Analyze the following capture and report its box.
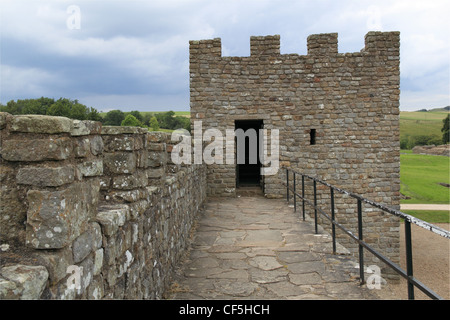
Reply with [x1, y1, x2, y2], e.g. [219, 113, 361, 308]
[235, 120, 263, 187]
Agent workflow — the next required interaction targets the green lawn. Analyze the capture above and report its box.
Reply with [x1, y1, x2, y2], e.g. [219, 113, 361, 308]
[401, 210, 449, 224]
[400, 153, 450, 204]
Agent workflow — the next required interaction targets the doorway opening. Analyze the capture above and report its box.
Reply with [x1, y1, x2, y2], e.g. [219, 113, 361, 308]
[235, 120, 264, 190]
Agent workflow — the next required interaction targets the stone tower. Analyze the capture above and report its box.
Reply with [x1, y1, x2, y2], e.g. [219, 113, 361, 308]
[189, 32, 401, 268]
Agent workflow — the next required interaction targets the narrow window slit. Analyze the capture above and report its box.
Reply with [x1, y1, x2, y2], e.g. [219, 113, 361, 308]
[310, 129, 316, 145]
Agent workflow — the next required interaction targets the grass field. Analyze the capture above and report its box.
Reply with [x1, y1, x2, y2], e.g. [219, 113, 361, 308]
[399, 109, 449, 223]
[400, 153, 449, 204]
[401, 210, 449, 224]
[400, 110, 448, 143]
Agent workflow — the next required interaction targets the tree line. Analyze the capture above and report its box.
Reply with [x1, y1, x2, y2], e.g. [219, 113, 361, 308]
[0, 97, 102, 121]
[0, 97, 190, 132]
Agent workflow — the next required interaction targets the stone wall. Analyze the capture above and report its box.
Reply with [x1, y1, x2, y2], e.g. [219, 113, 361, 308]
[0, 113, 207, 299]
[412, 144, 449, 157]
[189, 32, 401, 271]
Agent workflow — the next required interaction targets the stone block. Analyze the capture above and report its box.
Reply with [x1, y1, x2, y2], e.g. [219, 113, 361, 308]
[93, 249, 104, 276]
[103, 152, 136, 174]
[74, 138, 90, 157]
[147, 151, 166, 167]
[112, 171, 148, 190]
[72, 223, 102, 264]
[147, 143, 166, 151]
[101, 126, 147, 135]
[128, 200, 149, 219]
[26, 181, 98, 249]
[78, 255, 94, 294]
[16, 166, 75, 187]
[78, 160, 103, 177]
[146, 131, 169, 143]
[103, 135, 136, 151]
[0, 265, 49, 299]
[95, 205, 129, 236]
[0, 112, 12, 129]
[0, 165, 27, 242]
[10, 115, 73, 134]
[106, 189, 144, 202]
[71, 120, 102, 136]
[2, 137, 72, 161]
[147, 167, 164, 179]
[39, 247, 74, 285]
[136, 150, 148, 168]
[90, 135, 104, 155]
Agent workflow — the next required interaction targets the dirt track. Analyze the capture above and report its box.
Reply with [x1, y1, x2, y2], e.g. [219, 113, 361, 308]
[379, 223, 449, 300]
[401, 204, 450, 211]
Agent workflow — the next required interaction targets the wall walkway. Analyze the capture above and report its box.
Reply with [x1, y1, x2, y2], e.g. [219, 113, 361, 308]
[168, 196, 387, 300]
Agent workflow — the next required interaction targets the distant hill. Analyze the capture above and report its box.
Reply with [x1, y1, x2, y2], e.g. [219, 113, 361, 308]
[414, 106, 450, 112]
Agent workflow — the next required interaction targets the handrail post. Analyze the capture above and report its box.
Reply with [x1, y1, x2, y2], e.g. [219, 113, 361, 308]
[286, 168, 289, 203]
[357, 199, 365, 284]
[302, 175, 305, 221]
[282, 170, 445, 300]
[293, 172, 296, 213]
[330, 187, 336, 254]
[405, 220, 415, 300]
[314, 179, 318, 234]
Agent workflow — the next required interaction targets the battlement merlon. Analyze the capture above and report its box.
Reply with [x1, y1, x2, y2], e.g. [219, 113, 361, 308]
[364, 31, 400, 55]
[250, 35, 280, 56]
[307, 33, 338, 55]
[189, 31, 400, 57]
[189, 38, 222, 57]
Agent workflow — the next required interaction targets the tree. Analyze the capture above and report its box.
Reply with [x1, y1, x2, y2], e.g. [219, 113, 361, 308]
[47, 98, 71, 117]
[69, 103, 88, 120]
[141, 112, 153, 127]
[155, 111, 175, 129]
[129, 111, 143, 123]
[149, 116, 159, 131]
[87, 107, 103, 122]
[103, 110, 125, 126]
[442, 114, 449, 144]
[413, 135, 433, 147]
[153, 111, 190, 131]
[174, 115, 190, 132]
[121, 114, 141, 127]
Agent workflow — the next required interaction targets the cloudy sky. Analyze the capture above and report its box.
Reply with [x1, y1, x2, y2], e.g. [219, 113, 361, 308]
[1, 0, 449, 112]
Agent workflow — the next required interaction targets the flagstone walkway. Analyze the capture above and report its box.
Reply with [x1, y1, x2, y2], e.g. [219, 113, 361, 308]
[167, 195, 386, 300]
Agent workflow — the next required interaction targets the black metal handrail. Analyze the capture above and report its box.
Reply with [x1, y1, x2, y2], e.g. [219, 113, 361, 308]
[284, 168, 450, 300]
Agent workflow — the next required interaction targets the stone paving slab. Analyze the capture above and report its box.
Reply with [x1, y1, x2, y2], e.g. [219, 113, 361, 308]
[167, 196, 382, 300]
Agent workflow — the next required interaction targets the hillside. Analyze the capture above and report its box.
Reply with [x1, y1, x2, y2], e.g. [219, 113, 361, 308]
[400, 108, 449, 149]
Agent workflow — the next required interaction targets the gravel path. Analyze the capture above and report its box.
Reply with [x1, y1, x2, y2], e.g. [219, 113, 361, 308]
[400, 204, 450, 211]
[378, 223, 449, 300]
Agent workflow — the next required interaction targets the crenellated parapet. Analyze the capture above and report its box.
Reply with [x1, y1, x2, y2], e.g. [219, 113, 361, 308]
[189, 31, 400, 58]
